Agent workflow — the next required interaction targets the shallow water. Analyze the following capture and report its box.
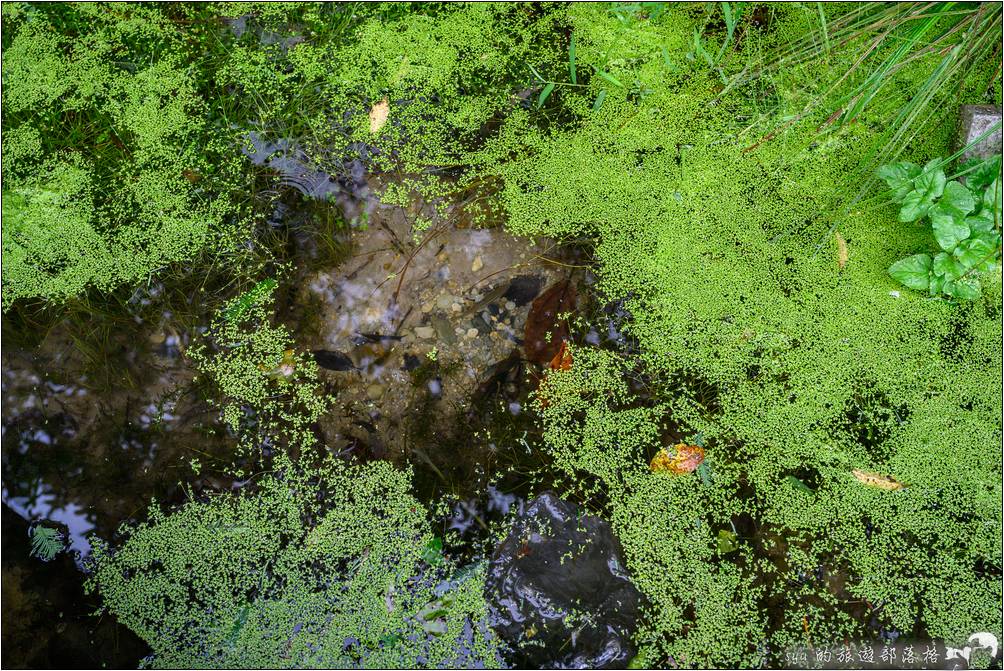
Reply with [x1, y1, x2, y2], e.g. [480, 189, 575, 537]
[0, 145, 599, 666]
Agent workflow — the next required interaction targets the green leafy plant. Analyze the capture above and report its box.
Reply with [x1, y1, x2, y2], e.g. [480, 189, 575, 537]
[29, 525, 65, 562]
[881, 155, 1002, 299]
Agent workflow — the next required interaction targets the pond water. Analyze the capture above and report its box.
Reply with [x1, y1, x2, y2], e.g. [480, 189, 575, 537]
[0, 142, 606, 667]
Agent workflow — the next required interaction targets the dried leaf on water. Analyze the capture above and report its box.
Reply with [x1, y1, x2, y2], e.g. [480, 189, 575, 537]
[548, 340, 573, 371]
[524, 280, 577, 365]
[369, 98, 390, 133]
[650, 443, 705, 474]
[851, 468, 904, 490]
[836, 230, 849, 270]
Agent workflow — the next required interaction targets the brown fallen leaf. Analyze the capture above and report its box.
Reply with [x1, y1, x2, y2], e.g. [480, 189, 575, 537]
[524, 280, 577, 365]
[369, 98, 390, 134]
[851, 468, 904, 490]
[836, 231, 848, 270]
[650, 444, 705, 474]
[548, 340, 573, 371]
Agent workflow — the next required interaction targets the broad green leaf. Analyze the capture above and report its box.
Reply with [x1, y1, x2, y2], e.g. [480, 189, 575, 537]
[931, 214, 970, 253]
[421, 536, 443, 565]
[932, 252, 960, 278]
[964, 155, 1002, 192]
[970, 227, 1002, 250]
[785, 475, 814, 496]
[966, 209, 995, 233]
[717, 529, 739, 554]
[954, 238, 995, 271]
[876, 161, 920, 202]
[888, 254, 932, 290]
[938, 180, 976, 213]
[899, 160, 946, 222]
[943, 275, 981, 300]
[928, 273, 946, 296]
[627, 651, 651, 670]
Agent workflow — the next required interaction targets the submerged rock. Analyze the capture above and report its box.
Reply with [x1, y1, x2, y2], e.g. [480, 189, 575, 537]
[485, 492, 642, 669]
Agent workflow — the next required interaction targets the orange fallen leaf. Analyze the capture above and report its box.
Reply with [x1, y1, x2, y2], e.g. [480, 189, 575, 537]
[548, 340, 573, 371]
[851, 468, 904, 490]
[369, 98, 390, 134]
[650, 444, 705, 474]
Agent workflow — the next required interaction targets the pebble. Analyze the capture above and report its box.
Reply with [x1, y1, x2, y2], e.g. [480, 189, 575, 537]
[504, 301, 516, 311]
[451, 302, 462, 313]
[471, 255, 484, 273]
[148, 332, 166, 344]
[366, 383, 384, 401]
[436, 294, 455, 310]
[454, 326, 465, 335]
[466, 328, 479, 339]
[421, 302, 433, 313]
[432, 314, 456, 344]
[414, 326, 436, 339]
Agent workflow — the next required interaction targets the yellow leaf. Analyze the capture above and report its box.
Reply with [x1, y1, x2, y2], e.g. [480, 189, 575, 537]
[650, 444, 705, 474]
[851, 468, 904, 490]
[836, 230, 848, 270]
[369, 98, 390, 134]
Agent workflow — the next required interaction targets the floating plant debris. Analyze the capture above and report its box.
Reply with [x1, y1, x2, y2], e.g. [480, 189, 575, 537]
[649, 443, 706, 474]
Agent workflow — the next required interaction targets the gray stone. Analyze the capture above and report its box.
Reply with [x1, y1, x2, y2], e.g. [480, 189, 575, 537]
[956, 105, 1002, 164]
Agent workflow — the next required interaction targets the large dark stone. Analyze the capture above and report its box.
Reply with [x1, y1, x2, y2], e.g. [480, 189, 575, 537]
[485, 492, 643, 669]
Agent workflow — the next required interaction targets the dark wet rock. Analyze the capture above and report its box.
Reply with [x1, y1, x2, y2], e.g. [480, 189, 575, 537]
[503, 275, 545, 306]
[350, 332, 402, 346]
[402, 353, 422, 371]
[485, 492, 642, 669]
[471, 314, 493, 336]
[312, 349, 355, 371]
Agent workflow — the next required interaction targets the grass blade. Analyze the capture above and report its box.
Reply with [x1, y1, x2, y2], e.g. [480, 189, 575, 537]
[537, 82, 556, 109]
[569, 33, 577, 85]
[593, 89, 607, 111]
[816, 2, 830, 53]
[595, 68, 624, 87]
[528, 63, 547, 83]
